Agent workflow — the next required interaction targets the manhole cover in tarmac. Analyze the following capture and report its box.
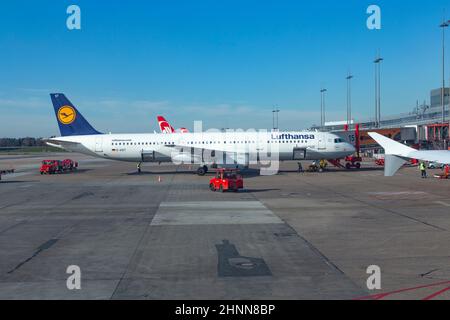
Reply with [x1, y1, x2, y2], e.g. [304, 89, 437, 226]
[228, 258, 257, 270]
[216, 240, 272, 277]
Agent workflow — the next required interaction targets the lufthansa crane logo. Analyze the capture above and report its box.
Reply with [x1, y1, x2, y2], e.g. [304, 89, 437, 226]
[58, 106, 76, 124]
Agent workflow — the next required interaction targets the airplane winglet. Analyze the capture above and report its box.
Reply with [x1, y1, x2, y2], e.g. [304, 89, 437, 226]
[369, 132, 414, 177]
[384, 155, 407, 177]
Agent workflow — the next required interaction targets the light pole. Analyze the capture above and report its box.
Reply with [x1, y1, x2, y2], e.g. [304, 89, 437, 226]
[439, 20, 448, 127]
[320, 88, 327, 129]
[272, 109, 275, 130]
[272, 107, 280, 130]
[374, 55, 384, 128]
[346, 73, 354, 129]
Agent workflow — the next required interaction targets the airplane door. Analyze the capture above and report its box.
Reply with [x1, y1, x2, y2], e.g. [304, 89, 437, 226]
[318, 135, 326, 150]
[95, 137, 103, 152]
[293, 148, 306, 160]
[236, 153, 249, 166]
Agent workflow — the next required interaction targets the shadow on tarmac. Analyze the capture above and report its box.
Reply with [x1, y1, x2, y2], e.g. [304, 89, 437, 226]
[0, 180, 35, 184]
[122, 165, 386, 178]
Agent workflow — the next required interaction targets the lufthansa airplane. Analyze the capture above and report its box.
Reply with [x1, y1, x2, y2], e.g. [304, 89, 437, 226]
[46, 94, 356, 175]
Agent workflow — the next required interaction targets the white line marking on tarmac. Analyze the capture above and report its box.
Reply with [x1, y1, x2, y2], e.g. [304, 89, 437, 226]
[369, 191, 428, 196]
[435, 201, 450, 207]
[152, 201, 283, 226]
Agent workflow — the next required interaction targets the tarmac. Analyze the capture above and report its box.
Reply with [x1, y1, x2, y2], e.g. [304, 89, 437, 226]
[0, 153, 449, 300]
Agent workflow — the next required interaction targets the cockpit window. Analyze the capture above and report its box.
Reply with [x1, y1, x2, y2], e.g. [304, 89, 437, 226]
[334, 138, 345, 143]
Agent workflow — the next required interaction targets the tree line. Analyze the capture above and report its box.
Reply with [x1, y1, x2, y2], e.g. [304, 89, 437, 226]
[0, 138, 47, 147]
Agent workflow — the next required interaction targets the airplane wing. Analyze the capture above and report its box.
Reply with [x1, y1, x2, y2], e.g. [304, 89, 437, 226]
[369, 132, 450, 176]
[408, 150, 450, 165]
[43, 138, 82, 151]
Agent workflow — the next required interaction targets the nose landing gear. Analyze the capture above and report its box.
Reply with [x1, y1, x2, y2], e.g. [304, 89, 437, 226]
[197, 165, 208, 176]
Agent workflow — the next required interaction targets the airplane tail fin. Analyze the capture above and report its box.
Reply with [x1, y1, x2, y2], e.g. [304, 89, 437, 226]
[50, 94, 101, 136]
[369, 132, 414, 177]
[157, 116, 175, 134]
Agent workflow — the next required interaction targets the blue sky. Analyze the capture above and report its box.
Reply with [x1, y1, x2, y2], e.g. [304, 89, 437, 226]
[0, 0, 449, 137]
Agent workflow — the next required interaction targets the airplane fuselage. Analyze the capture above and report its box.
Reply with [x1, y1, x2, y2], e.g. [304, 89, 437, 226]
[49, 131, 355, 165]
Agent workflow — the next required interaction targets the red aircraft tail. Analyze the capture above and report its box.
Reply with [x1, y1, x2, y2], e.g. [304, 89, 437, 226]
[157, 116, 175, 134]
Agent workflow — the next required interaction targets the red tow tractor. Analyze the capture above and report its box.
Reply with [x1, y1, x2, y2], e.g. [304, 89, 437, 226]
[345, 155, 362, 169]
[40, 160, 61, 174]
[40, 159, 78, 175]
[209, 169, 244, 193]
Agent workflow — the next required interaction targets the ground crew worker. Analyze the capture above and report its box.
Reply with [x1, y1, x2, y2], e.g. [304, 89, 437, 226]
[137, 162, 142, 174]
[297, 162, 303, 173]
[419, 162, 427, 179]
[319, 159, 327, 172]
[445, 164, 450, 178]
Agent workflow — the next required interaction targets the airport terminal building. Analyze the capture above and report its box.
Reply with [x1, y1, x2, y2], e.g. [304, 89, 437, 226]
[314, 88, 450, 149]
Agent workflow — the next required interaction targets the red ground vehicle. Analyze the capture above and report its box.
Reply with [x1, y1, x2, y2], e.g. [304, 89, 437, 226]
[342, 123, 362, 170]
[61, 159, 78, 171]
[345, 156, 362, 169]
[40, 160, 62, 174]
[375, 158, 418, 167]
[375, 158, 385, 166]
[209, 169, 244, 192]
[40, 159, 78, 175]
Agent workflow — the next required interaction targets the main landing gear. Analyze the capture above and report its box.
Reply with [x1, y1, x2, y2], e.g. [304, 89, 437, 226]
[197, 165, 208, 176]
[137, 162, 142, 174]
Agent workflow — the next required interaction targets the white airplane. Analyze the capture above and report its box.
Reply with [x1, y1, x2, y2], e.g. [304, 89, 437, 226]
[46, 94, 356, 175]
[369, 132, 450, 176]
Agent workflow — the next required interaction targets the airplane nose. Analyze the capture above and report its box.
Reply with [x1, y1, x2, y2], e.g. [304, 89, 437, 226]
[347, 143, 356, 153]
